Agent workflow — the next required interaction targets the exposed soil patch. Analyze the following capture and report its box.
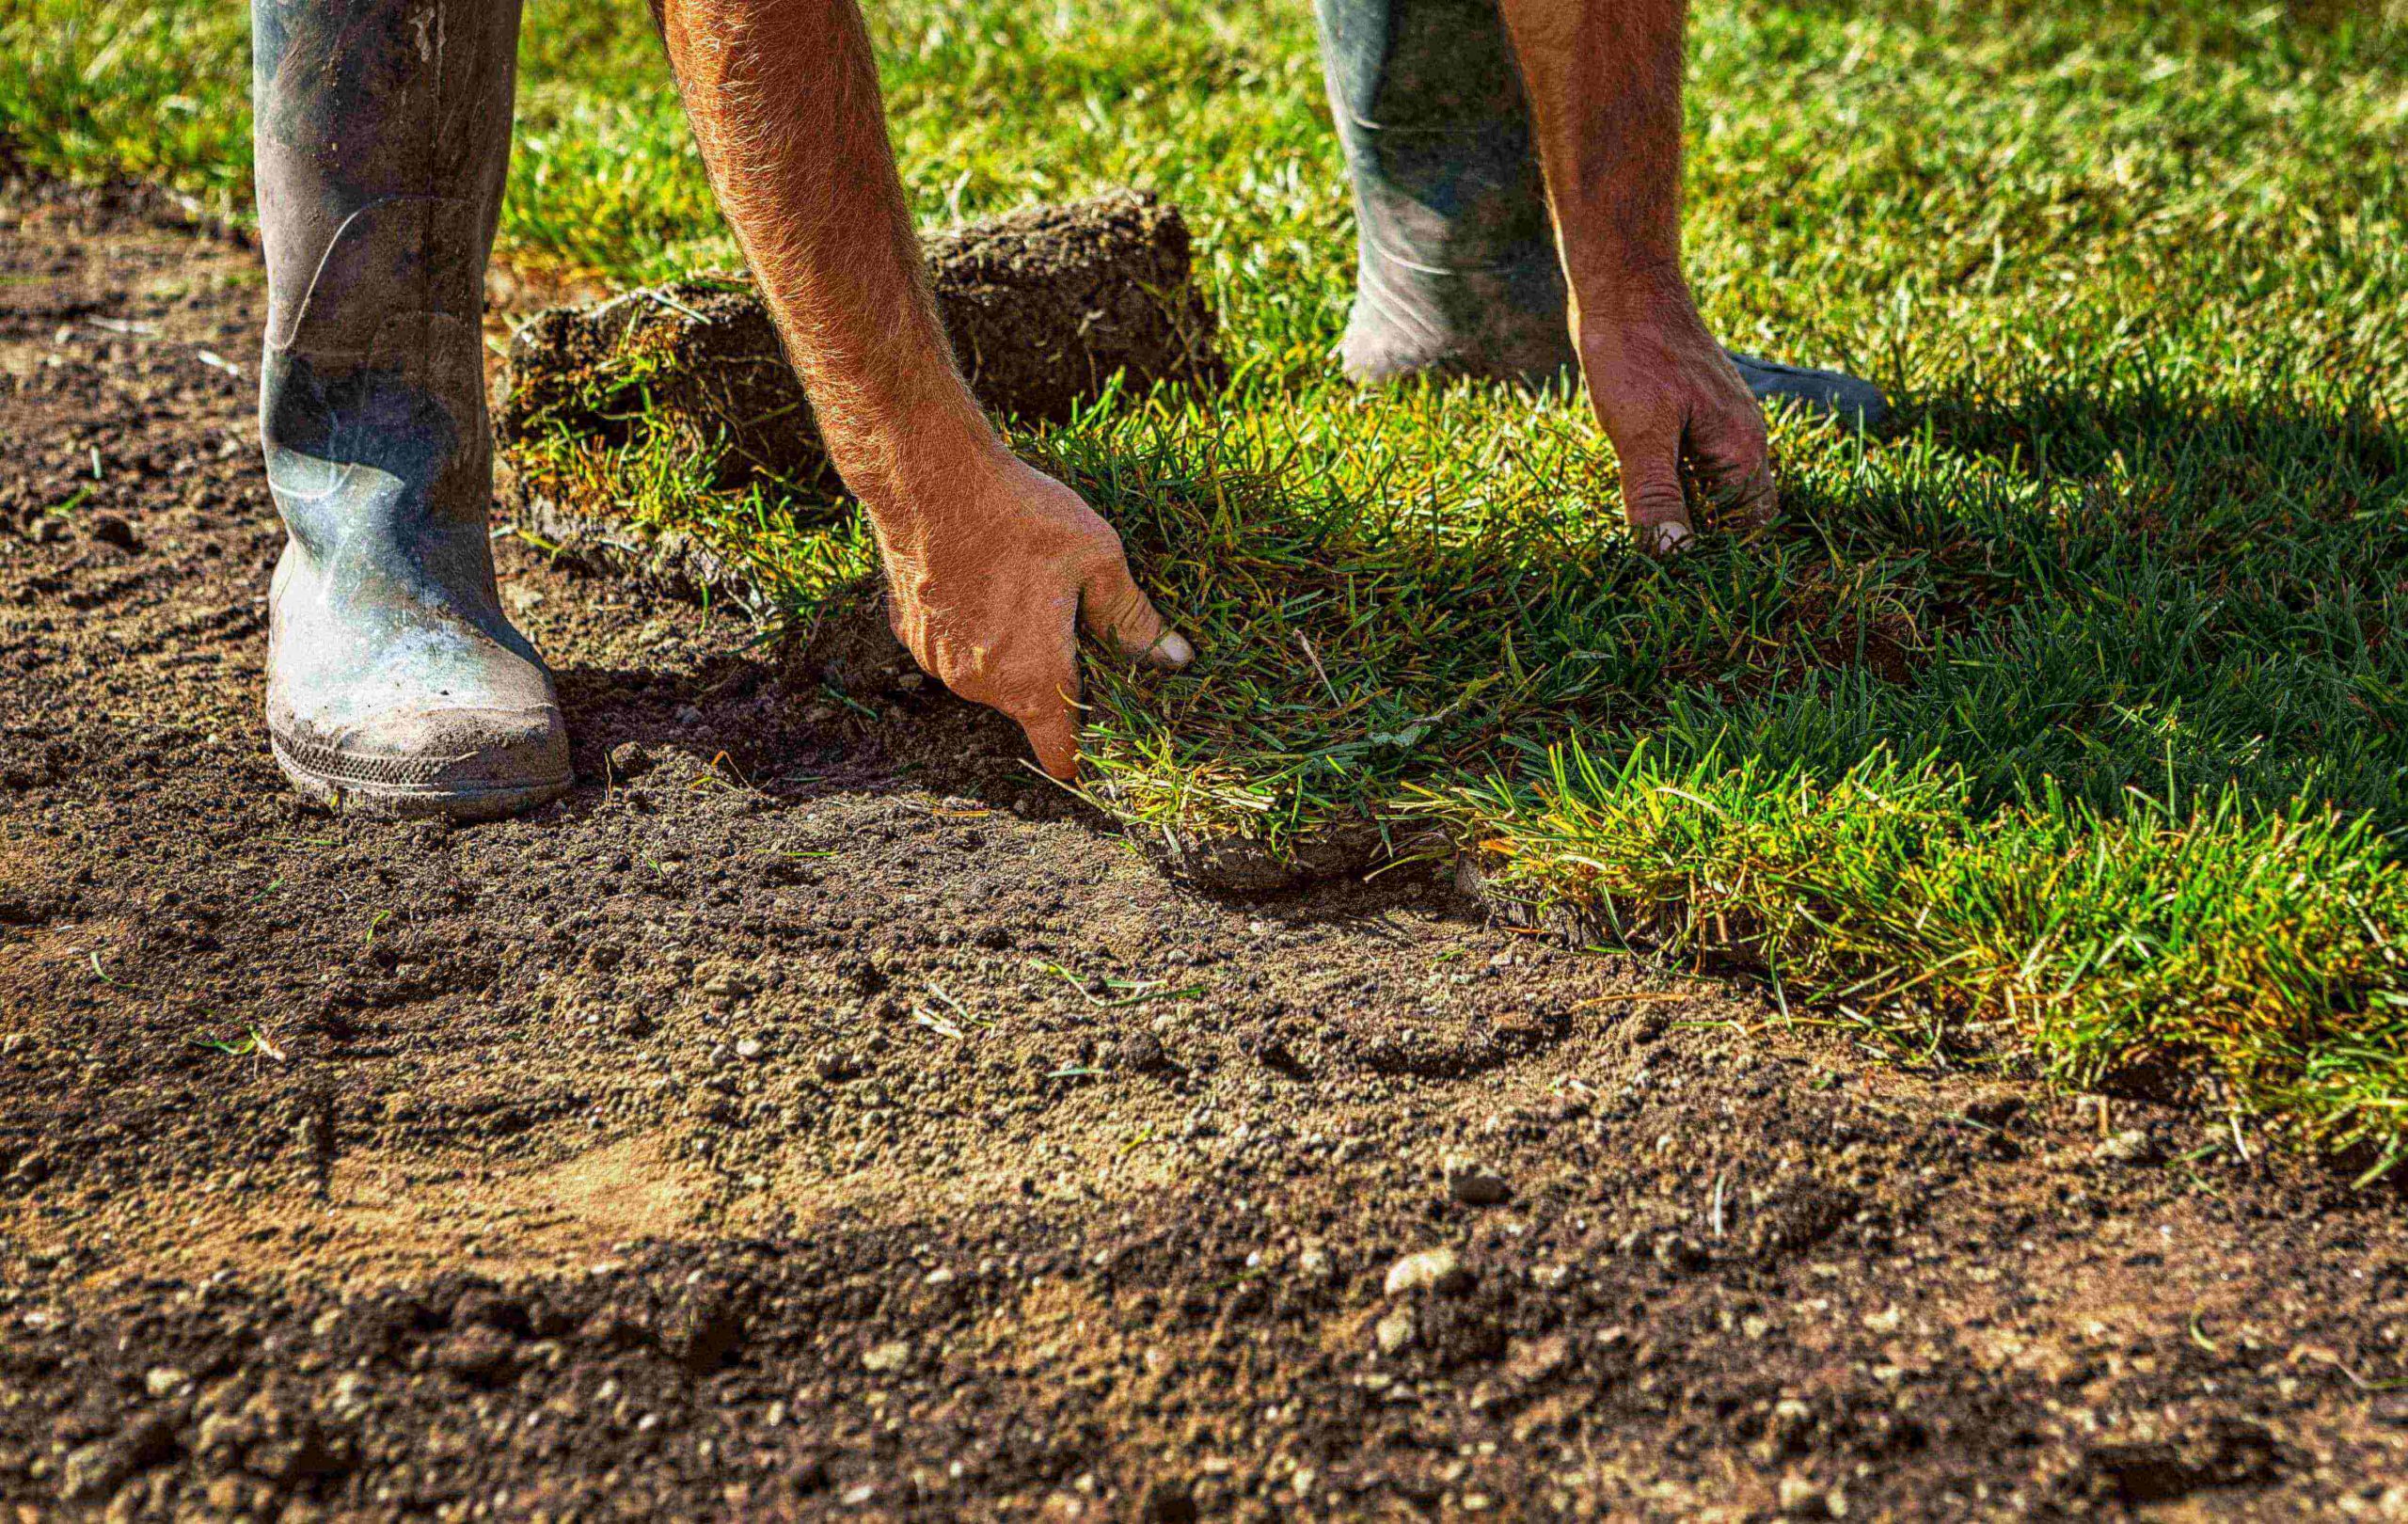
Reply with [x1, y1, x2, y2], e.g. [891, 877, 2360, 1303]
[3, 185, 2406, 1522]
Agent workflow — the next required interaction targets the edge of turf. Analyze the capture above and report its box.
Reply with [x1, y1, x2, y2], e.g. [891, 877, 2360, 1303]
[500, 473, 2408, 1184]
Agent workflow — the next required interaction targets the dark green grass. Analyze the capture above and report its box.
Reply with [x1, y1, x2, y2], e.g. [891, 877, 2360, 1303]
[10, 0, 2408, 1166]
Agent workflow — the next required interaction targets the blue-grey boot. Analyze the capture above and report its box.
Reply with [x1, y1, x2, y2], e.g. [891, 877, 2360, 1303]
[1312, 0, 1886, 424]
[253, 0, 570, 818]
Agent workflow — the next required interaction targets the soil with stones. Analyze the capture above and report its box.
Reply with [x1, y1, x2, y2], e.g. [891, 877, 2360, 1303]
[3, 181, 2406, 1524]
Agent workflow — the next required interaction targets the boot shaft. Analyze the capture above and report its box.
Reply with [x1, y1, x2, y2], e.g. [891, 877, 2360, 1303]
[250, 0, 569, 819]
[1313, 0, 1574, 382]
[252, 0, 523, 577]
[252, 0, 521, 349]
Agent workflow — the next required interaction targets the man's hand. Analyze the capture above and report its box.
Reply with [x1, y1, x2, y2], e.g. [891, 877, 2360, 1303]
[652, 0, 1190, 778]
[1580, 274, 1776, 554]
[1492, 0, 1775, 553]
[877, 452, 1193, 779]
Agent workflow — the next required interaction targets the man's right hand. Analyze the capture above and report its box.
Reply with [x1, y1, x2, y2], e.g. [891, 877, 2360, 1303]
[651, 0, 1187, 779]
[1491, 0, 1776, 554]
[873, 451, 1194, 781]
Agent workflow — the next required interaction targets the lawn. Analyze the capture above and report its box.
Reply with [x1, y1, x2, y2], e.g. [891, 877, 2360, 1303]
[8, 0, 2408, 1170]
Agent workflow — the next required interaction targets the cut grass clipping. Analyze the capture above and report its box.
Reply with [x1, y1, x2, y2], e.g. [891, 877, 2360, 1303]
[10, 0, 2405, 1170]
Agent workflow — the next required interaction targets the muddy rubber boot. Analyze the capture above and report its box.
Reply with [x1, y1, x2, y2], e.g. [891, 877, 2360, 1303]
[1314, 0, 1575, 385]
[1313, 0, 1888, 424]
[252, 0, 570, 819]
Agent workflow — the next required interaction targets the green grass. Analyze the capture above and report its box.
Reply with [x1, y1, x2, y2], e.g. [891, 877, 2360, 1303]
[9, 0, 2408, 1168]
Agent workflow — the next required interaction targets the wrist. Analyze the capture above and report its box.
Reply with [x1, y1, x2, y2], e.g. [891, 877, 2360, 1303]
[835, 390, 1011, 553]
[1575, 255, 1692, 322]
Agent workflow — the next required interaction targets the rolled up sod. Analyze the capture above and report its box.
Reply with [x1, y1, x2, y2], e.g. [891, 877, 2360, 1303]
[498, 188, 1225, 504]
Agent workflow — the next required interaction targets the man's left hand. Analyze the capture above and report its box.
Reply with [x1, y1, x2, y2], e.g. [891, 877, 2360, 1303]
[1579, 272, 1777, 554]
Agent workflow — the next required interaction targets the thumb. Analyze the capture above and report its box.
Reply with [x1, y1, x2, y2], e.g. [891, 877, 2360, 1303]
[1081, 555, 1194, 671]
[1016, 695, 1083, 782]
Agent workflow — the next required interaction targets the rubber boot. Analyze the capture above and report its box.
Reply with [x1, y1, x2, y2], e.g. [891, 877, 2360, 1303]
[1314, 0, 1574, 385]
[1313, 0, 1887, 424]
[252, 0, 570, 818]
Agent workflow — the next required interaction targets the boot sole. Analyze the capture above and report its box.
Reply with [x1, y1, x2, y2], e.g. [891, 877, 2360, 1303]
[271, 736, 572, 822]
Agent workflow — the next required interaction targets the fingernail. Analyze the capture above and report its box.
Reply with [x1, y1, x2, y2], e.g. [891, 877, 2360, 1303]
[1641, 521, 1693, 557]
[1145, 629, 1196, 670]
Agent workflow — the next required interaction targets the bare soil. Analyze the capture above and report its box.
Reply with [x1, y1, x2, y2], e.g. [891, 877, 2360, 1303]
[2, 183, 2405, 1523]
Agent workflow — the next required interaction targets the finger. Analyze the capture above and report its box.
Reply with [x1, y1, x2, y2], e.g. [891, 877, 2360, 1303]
[1016, 695, 1082, 782]
[1687, 453, 1778, 534]
[1688, 407, 1779, 531]
[1616, 428, 1695, 557]
[1080, 555, 1194, 671]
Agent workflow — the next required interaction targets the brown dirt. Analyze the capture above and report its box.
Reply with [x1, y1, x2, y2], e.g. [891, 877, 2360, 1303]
[4, 183, 2407, 1524]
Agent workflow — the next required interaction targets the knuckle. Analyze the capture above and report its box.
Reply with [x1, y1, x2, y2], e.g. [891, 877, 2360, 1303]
[1094, 581, 1148, 629]
[1623, 468, 1689, 516]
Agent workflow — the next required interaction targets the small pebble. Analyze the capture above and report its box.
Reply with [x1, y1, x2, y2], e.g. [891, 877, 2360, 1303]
[815, 1050, 859, 1083]
[1383, 1247, 1473, 1298]
[59, 1440, 121, 1501]
[2093, 1128, 2157, 1167]
[1374, 1308, 1416, 1355]
[87, 514, 139, 550]
[861, 1339, 912, 1374]
[434, 1326, 519, 1385]
[1777, 1477, 1846, 1518]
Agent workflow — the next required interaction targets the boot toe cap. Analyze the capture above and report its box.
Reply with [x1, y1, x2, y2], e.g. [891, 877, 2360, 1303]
[1727, 352, 1890, 427]
[272, 701, 571, 819]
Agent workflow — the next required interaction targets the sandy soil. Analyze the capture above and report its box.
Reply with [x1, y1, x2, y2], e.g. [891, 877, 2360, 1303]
[2, 180, 2405, 1523]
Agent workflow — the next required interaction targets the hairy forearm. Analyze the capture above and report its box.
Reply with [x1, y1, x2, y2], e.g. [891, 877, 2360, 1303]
[652, 0, 992, 544]
[651, 0, 1183, 774]
[1496, 0, 1688, 321]
[1497, 0, 1772, 548]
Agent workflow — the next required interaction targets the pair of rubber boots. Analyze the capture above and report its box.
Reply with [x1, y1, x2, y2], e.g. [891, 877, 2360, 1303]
[254, 0, 1886, 821]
